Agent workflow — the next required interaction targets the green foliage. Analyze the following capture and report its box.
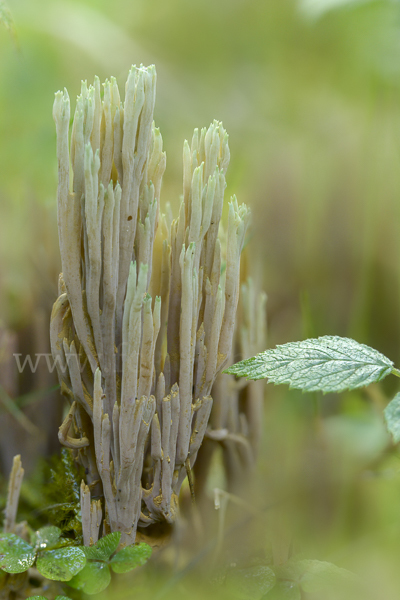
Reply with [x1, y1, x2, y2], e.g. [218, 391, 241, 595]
[298, 559, 356, 595]
[11, 449, 83, 536]
[43, 449, 83, 541]
[110, 542, 152, 573]
[0, 528, 151, 596]
[31, 526, 61, 550]
[224, 336, 395, 393]
[81, 531, 121, 561]
[384, 392, 400, 443]
[262, 581, 301, 599]
[68, 561, 111, 595]
[0, 533, 35, 573]
[221, 558, 358, 600]
[69, 535, 152, 595]
[270, 559, 359, 600]
[0, 529, 85, 581]
[225, 565, 276, 599]
[69, 531, 121, 594]
[36, 547, 86, 581]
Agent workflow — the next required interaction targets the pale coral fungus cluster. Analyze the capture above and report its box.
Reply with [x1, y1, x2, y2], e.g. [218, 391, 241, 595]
[51, 64, 264, 546]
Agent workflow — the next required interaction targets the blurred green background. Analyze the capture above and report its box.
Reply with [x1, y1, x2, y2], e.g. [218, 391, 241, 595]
[2, 0, 400, 597]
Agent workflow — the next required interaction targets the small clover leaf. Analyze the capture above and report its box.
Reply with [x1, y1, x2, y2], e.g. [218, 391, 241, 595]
[32, 526, 61, 550]
[0, 533, 36, 573]
[298, 560, 357, 596]
[226, 565, 276, 599]
[68, 561, 111, 595]
[36, 546, 86, 581]
[110, 542, 152, 573]
[81, 532, 121, 561]
[262, 581, 301, 599]
[273, 560, 305, 582]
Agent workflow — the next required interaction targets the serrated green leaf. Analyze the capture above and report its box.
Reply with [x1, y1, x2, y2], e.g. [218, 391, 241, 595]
[32, 526, 61, 550]
[384, 392, 400, 443]
[262, 581, 301, 599]
[67, 561, 111, 595]
[36, 547, 86, 581]
[224, 336, 394, 393]
[226, 565, 276, 599]
[81, 532, 121, 561]
[0, 533, 36, 573]
[55, 597, 73, 599]
[110, 542, 152, 573]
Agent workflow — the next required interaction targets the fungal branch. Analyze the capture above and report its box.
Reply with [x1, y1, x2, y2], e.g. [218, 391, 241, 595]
[51, 64, 257, 546]
[3, 455, 24, 534]
[194, 278, 268, 497]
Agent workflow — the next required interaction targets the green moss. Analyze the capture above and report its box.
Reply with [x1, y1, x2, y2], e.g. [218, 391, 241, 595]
[42, 450, 83, 543]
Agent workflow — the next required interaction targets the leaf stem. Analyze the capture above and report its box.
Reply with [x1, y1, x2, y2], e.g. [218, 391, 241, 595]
[391, 367, 400, 379]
